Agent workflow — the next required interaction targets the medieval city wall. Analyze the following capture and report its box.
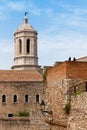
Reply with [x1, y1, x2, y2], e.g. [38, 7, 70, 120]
[46, 64, 72, 124]
[47, 61, 87, 80]
[0, 117, 30, 130]
[66, 61, 87, 79]
[46, 61, 87, 130]
[46, 76, 87, 130]
[0, 116, 49, 130]
[46, 78, 70, 125]
[67, 92, 87, 130]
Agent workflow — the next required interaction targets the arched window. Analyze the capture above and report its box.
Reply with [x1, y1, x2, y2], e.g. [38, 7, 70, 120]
[19, 39, 22, 54]
[2, 95, 6, 103]
[36, 94, 39, 103]
[26, 39, 30, 53]
[25, 94, 29, 103]
[13, 95, 17, 103]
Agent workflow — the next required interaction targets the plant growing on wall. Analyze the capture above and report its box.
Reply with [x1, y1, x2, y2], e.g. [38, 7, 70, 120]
[43, 67, 52, 84]
[73, 91, 81, 96]
[18, 110, 30, 117]
[64, 100, 71, 115]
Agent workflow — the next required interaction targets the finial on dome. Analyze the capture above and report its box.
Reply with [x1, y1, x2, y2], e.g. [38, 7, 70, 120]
[24, 12, 28, 23]
[25, 12, 28, 16]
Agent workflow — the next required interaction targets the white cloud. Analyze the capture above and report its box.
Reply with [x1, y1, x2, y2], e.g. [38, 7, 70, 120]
[38, 28, 87, 66]
[0, 39, 13, 69]
[44, 8, 54, 17]
[0, 1, 25, 20]
[7, 1, 25, 11]
[36, 3, 87, 66]
[28, 3, 42, 16]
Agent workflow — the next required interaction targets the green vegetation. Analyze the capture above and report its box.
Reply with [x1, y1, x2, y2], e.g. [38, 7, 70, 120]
[18, 110, 30, 117]
[73, 91, 82, 96]
[64, 100, 71, 115]
[43, 67, 52, 84]
[14, 110, 30, 117]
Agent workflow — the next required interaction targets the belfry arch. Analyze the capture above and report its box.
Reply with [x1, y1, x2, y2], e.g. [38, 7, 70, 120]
[19, 39, 22, 54]
[26, 39, 30, 53]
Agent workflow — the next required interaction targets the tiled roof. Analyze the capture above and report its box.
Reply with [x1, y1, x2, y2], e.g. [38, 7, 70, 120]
[0, 70, 43, 82]
[17, 23, 35, 32]
[16, 17, 36, 32]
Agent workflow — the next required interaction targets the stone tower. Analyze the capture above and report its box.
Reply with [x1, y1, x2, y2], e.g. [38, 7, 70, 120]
[11, 15, 40, 70]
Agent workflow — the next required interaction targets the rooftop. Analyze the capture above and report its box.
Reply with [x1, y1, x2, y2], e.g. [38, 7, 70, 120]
[16, 16, 36, 32]
[0, 70, 43, 82]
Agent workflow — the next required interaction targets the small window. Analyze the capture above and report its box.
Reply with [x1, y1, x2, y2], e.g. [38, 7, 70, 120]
[2, 95, 6, 103]
[13, 95, 17, 103]
[36, 94, 39, 103]
[19, 39, 22, 54]
[8, 113, 13, 117]
[25, 94, 29, 103]
[26, 39, 30, 53]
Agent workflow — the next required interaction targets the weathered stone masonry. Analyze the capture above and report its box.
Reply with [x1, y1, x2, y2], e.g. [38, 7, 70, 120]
[0, 81, 45, 116]
[46, 61, 87, 130]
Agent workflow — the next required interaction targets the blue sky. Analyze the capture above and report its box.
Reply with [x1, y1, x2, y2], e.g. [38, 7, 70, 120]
[0, 0, 87, 69]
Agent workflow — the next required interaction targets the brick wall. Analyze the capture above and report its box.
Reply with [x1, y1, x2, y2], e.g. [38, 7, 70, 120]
[66, 61, 87, 79]
[46, 62, 67, 83]
[47, 61, 87, 82]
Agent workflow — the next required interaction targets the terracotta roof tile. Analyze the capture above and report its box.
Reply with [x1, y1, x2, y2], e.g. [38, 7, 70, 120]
[0, 70, 43, 82]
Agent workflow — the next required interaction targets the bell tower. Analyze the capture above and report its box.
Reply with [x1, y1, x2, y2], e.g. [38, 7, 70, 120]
[12, 15, 40, 70]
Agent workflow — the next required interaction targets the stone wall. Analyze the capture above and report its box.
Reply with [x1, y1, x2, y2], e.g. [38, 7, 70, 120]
[0, 117, 30, 130]
[67, 92, 87, 130]
[46, 78, 70, 128]
[0, 115, 49, 130]
[51, 125, 67, 130]
[0, 81, 49, 130]
[68, 79, 87, 96]
[46, 61, 87, 130]
[0, 81, 45, 117]
[46, 65, 72, 123]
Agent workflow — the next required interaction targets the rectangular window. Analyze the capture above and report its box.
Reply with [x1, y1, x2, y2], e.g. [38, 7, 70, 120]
[25, 95, 29, 103]
[13, 95, 18, 103]
[36, 94, 39, 102]
[8, 113, 13, 117]
[2, 95, 6, 103]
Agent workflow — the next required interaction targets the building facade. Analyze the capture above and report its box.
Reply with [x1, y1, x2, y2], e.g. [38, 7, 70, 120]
[0, 15, 49, 130]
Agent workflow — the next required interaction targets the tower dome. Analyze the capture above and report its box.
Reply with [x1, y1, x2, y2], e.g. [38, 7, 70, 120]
[11, 15, 40, 70]
[17, 16, 35, 32]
